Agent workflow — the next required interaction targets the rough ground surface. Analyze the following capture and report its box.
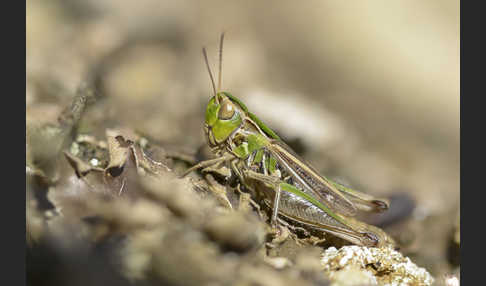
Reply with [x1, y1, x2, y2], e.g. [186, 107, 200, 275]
[27, 1, 459, 285]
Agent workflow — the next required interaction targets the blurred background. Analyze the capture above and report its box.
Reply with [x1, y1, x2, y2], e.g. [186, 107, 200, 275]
[27, 0, 459, 283]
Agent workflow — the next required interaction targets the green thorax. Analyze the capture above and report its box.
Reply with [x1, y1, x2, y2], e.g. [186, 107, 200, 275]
[204, 91, 281, 148]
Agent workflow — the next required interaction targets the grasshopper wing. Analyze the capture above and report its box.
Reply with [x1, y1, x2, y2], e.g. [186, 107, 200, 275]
[325, 176, 390, 212]
[268, 140, 358, 217]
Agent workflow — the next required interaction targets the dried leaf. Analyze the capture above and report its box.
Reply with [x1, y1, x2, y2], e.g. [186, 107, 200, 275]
[105, 129, 131, 177]
[64, 151, 104, 178]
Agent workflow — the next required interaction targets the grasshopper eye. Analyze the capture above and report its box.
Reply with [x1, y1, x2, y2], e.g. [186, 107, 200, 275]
[218, 101, 235, 120]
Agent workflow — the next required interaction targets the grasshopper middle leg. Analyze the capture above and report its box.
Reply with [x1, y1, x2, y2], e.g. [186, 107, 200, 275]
[242, 169, 285, 227]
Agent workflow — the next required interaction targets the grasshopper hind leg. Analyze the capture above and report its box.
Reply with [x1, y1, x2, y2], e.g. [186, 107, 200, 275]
[242, 169, 395, 248]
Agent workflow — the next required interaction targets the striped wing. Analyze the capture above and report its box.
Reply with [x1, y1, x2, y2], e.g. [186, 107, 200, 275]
[267, 140, 358, 217]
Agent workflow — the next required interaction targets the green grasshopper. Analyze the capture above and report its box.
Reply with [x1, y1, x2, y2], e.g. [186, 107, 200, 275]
[182, 34, 395, 248]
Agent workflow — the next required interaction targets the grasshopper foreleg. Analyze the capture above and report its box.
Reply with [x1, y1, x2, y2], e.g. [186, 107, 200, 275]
[180, 154, 234, 178]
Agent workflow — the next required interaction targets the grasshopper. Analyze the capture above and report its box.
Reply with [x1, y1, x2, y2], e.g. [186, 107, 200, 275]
[182, 34, 395, 248]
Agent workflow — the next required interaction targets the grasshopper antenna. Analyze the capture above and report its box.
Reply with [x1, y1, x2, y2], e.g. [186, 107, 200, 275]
[202, 47, 218, 103]
[217, 32, 225, 93]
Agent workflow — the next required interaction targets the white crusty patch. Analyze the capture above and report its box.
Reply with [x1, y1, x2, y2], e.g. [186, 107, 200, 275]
[321, 246, 434, 286]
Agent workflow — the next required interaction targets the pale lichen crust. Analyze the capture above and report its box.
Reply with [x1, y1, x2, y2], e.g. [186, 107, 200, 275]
[321, 245, 434, 286]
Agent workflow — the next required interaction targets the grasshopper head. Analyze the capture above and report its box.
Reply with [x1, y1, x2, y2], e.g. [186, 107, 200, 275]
[202, 34, 249, 146]
[204, 91, 244, 146]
